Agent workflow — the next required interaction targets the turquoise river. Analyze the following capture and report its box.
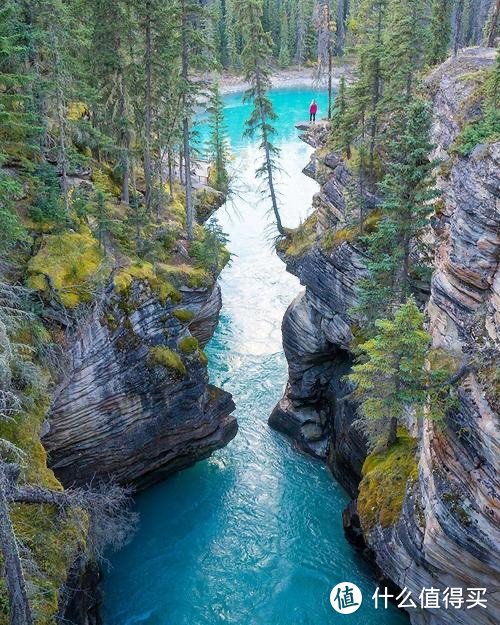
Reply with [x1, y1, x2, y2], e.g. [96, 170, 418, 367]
[102, 88, 408, 625]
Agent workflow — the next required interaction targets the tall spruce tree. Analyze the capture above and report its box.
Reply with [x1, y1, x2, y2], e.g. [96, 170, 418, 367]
[357, 99, 438, 320]
[89, 0, 134, 206]
[237, 0, 285, 236]
[0, 0, 32, 254]
[348, 297, 455, 448]
[206, 81, 230, 193]
[427, 0, 454, 65]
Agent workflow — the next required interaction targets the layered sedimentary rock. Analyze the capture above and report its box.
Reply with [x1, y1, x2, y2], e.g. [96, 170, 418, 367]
[43, 276, 236, 488]
[271, 48, 499, 625]
[270, 161, 368, 492]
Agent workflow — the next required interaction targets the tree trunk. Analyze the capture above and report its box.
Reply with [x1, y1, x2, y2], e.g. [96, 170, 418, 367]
[143, 4, 153, 214]
[181, 0, 195, 241]
[0, 476, 33, 625]
[183, 115, 194, 240]
[118, 74, 130, 206]
[52, 28, 69, 214]
[387, 416, 398, 447]
[263, 138, 285, 236]
[327, 1, 333, 119]
[255, 69, 285, 236]
[487, 0, 499, 47]
[453, 0, 465, 55]
[167, 148, 174, 197]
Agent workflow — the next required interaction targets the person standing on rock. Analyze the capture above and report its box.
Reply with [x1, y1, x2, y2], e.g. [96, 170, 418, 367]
[309, 99, 318, 123]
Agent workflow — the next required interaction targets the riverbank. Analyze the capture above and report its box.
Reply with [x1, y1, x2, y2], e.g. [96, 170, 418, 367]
[218, 62, 354, 95]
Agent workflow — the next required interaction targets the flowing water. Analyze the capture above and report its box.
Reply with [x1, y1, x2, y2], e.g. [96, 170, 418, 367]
[102, 88, 407, 625]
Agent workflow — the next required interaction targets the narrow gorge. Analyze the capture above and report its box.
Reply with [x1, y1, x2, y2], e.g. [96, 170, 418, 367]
[270, 48, 499, 625]
[0, 1, 498, 624]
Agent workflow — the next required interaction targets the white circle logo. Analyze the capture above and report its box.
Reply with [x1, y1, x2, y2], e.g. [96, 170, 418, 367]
[330, 582, 363, 614]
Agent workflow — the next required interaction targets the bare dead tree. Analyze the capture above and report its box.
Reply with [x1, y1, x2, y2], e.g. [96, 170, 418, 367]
[0, 461, 137, 625]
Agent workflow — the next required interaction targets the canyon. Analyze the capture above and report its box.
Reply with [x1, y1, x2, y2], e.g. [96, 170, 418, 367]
[270, 47, 499, 625]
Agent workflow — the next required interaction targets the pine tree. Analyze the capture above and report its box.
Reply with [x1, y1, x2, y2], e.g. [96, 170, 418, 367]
[206, 81, 230, 193]
[278, 6, 292, 67]
[357, 99, 438, 320]
[0, 0, 33, 254]
[315, 0, 335, 118]
[485, 0, 500, 47]
[225, 0, 242, 68]
[348, 297, 454, 448]
[453, 0, 465, 55]
[29, 0, 77, 214]
[334, 0, 349, 56]
[237, 0, 285, 236]
[382, 0, 428, 116]
[294, 0, 309, 64]
[427, 0, 454, 65]
[88, 0, 134, 206]
[331, 0, 388, 184]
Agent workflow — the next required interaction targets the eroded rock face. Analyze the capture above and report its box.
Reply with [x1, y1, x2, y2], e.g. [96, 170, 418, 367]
[43, 279, 237, 489]
[388, 48, 500, 625]
[269, 140, 368, 495]
[272, 48, 499, 625]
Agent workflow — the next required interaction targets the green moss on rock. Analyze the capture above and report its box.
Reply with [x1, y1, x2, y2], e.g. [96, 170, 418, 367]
[173, 308, 195, 323]
[27, 230, 105, 308]
[357, 430, 418, 532]
[277, 213, 318, 257]
[178, 336, 199, 354]
[0, 393, 84, 625]
[198, 349, 209, 366]
[149, 346, 186, 375]
[114, 262, 182, 305]
[156, 262, 210, 289]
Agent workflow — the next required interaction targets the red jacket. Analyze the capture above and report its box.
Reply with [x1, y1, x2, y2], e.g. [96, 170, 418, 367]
[310, 103, 318, 114]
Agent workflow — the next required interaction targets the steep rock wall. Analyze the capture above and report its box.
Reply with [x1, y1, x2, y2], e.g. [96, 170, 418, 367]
[43, 276, 236, 489]
[271, 47, 499, 625]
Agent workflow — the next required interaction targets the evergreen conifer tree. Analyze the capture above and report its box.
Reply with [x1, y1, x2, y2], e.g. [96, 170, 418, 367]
[349, 297, 455, 448]
[427, 0, 454, 65]
[237, 0, 285, 236]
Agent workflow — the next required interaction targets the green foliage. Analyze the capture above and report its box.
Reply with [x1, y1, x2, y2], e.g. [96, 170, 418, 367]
[277, 213, 318, 257]
[173, 309, 195, 323]
[0, 171, 27, 255]
[237, 0, 285, 235]
[453, 56, 500, 155]
[148, 346, 186, 375]
[426, 0, 453, 66]
[356, 99, 438, 321]
[0, 285, 83, 624]
[28, 164, 67, 225]
[189, 219, 230, 275]
[453, 108, 500, 155]
[358, 428, 418, 530]
[178, 336, 199, 354]
[206, 82, 230, 193]
[27, 230, 105, 309]
[348, 297, 457, 447]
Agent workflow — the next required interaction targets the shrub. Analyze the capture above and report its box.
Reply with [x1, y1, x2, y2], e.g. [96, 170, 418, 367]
[452, 108, 500, 156]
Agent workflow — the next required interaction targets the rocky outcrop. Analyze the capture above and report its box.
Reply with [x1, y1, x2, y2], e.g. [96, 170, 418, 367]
[43, 276, 237, 489]
[271, 47, 499, 625]
[270, 140, 368, 495]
